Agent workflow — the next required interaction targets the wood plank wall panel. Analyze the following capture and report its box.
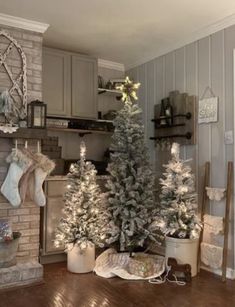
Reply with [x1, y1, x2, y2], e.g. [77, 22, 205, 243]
[185, 42, 198, 190]
[175, 47, 187, 160]
[165, 53, 175, 95]
[155, 57, 170, 180]
[224, 25, 235, 266]
[211, 31, 226, 216]
[198, 37, 211, 213]
[175, 47, 185, 93]
[126, 25, 235, 270]
[146, 60, 156, 168]
[137, 65, 147, 141]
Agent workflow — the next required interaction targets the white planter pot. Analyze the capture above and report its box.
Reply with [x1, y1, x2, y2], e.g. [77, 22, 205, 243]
[165, 236, 199, 277]
[67, 243, 95, 273]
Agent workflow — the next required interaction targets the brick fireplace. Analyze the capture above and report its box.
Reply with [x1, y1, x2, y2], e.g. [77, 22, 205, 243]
[0, 20, 48, 288]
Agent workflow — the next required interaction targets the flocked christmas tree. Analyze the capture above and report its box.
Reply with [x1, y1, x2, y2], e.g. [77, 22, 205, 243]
[105, 77, 159, 252]
[54, 141, 108, 251]
[156, 142, 202, 239]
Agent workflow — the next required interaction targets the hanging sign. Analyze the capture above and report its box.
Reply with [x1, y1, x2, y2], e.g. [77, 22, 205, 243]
[198, 97, 218, 124]
[198, 86, 218, 124]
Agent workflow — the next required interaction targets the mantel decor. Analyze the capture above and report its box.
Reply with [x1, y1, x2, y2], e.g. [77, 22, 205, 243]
[27, 100, 47, 129]
[0, 30, 27, 127]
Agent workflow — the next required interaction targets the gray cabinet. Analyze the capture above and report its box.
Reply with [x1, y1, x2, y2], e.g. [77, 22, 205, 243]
[43, 48, 71, 117]
[42, 48, 98, 119]
[72, 55, 97, 119]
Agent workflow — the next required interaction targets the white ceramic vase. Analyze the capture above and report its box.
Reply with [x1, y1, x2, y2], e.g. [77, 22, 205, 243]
[67, 242, 95, 273]
[165, 236, 199, 277]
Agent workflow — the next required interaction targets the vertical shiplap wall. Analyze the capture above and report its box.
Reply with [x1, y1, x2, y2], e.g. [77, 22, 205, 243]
[127, 25, 235, 269]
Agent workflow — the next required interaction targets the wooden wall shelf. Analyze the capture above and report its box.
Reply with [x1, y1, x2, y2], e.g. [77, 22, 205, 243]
[153, 123, 186, 129]
[150, 91, 197, 145]
[98, 88, 122, 100]
[0, 128, 47, 139]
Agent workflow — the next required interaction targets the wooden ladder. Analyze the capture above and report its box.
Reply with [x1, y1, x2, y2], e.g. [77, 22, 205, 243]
[197, 161, 233, 282]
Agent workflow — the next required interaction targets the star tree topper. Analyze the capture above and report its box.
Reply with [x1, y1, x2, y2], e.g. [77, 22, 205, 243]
[116, 76, 140, 102]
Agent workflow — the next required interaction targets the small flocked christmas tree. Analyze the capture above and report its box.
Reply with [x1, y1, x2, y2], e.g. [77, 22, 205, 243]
[105, 77, 159, 252]
[54, 141, 107, 251]
[156, 143, 201, 239]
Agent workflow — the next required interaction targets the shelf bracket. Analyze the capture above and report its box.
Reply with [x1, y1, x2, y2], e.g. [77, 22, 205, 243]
[150, 132, 192, 140]
[78, 132, 92, 137]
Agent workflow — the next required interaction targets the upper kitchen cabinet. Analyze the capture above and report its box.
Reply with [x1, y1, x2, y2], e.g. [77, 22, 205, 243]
[71, 55, 97, 119]
[42, 48, 98, 119]
[43, 48, 71, 117]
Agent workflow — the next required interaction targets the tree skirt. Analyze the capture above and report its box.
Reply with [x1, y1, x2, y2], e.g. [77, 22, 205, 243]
[94, 248, 166, 280]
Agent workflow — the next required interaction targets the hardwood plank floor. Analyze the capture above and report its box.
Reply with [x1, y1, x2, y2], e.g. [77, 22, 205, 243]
[0, 262, 234, 307]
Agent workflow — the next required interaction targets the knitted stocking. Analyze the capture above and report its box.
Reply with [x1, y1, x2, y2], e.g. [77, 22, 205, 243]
[29, 153, 55, 206]
[1, 149, 32, 207]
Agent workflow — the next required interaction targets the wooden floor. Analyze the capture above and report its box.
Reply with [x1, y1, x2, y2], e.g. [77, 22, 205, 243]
[0, 262, 234, 307]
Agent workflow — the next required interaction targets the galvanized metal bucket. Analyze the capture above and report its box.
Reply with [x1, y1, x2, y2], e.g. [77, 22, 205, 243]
[0, 232, 21, 268]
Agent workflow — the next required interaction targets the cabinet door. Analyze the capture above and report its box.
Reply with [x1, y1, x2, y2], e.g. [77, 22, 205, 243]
[42, 180, 67, 255]
[43, 48, 71, 117]
[71, 55, 97, 119]
[44, 197, 65, 254]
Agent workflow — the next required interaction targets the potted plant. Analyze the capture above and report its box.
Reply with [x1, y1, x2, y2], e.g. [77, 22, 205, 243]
[155, 143, 202, 276]
[54, 141, 108, 273]
[0, 223, 21, 268]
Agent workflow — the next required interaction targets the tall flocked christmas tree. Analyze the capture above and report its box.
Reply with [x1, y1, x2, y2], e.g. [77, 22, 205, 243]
[156, 142, 201, 239]
[105, 77, 158, 252]
[54, 141, 107, 251]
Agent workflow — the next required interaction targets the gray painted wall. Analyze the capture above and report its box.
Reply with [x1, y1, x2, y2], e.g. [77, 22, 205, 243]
[127, 25, 235, 271]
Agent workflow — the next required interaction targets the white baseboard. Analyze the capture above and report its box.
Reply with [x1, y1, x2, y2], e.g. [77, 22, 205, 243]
[201, 265, 235, 280]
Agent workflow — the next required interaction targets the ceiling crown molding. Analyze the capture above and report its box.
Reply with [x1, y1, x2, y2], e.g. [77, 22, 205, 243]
[126, 13, 235, 70]
[0, 13, 49, 33]
[98, 59, 125, 71]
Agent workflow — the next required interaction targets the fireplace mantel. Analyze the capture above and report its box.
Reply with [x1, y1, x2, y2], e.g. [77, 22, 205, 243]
[0, 128, 47, 139]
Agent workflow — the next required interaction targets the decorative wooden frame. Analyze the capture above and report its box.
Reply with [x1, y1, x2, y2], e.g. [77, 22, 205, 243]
[198, 161, 233, 282]
[0, 30, 27, 119]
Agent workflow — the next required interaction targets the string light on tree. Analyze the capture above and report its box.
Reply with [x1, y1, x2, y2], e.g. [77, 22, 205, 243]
[152, 142, 202, 240]
[54, 141, 110, 251]
[105, 76, 161, 252]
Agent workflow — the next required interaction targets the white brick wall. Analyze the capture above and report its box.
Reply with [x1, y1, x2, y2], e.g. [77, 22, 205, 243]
[0, 25, 43, 263]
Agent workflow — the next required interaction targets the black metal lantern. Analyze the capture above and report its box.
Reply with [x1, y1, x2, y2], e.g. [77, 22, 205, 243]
[27, 100, 47, 128]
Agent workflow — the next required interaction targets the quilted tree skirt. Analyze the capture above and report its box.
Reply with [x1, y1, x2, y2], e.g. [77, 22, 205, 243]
[94, 248, 166, 280]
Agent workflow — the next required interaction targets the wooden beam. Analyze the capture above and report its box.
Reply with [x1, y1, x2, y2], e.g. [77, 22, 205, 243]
[0, 128, 47, 139]
[197, 161, 210, 273]
[222, 161, 233, 282]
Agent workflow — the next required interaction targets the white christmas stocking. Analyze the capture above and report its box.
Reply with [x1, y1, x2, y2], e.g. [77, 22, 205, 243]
[29, 153, 55, 206]
[1, 149, 32, 207]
